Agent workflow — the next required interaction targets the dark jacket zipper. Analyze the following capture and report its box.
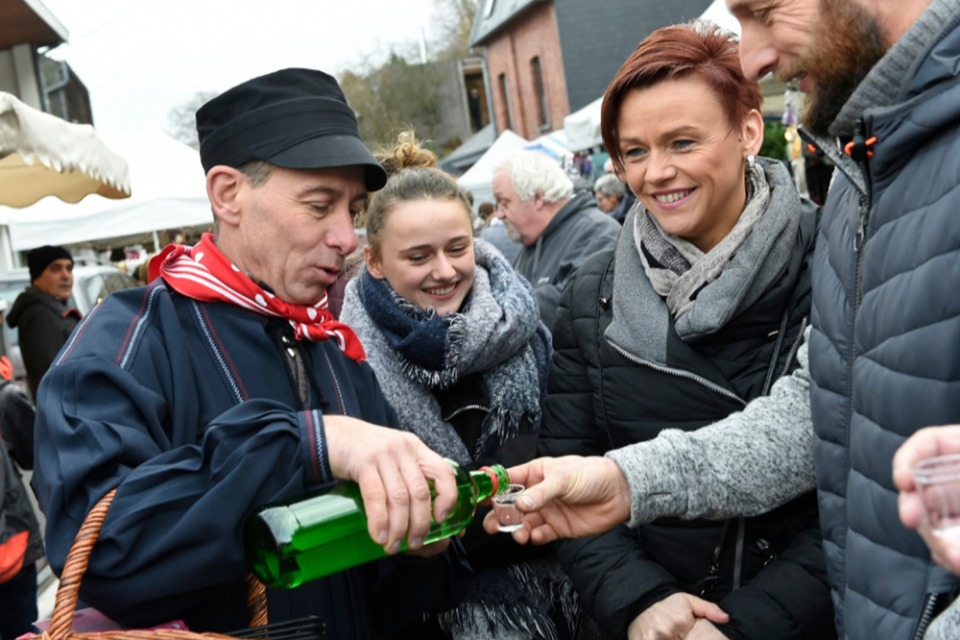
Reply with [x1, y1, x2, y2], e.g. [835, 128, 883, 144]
[607, 341, 747, 407]
[845, 119, 874, 628]
[912, 592, 940, 640]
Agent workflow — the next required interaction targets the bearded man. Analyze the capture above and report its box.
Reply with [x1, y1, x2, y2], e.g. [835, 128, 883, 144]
[481, 2, 960, 638]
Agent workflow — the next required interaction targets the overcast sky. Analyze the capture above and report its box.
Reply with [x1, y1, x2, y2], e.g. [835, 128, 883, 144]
[39, 0, 440, 132]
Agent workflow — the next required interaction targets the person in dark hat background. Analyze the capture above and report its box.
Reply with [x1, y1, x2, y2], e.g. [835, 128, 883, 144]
[6, 244, 80, 401]
[30, 68, 469, 637]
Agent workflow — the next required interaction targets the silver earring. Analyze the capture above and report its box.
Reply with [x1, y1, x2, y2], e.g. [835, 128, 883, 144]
[746, 155, 756, 169]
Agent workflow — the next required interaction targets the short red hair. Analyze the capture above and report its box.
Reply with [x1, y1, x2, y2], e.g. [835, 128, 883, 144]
[601, 22, 762, 174]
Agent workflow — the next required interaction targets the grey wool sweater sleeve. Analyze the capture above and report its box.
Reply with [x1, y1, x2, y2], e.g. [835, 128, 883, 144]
[607, 328, 817, 528]
[925, 598, 960, 640]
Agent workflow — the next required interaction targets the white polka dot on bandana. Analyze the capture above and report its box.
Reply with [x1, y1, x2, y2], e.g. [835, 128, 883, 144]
[307, 307, 317, 320]
[255, 294, 267, 307]
[231, 264, 240, 271]
[195, 252, 204, 261]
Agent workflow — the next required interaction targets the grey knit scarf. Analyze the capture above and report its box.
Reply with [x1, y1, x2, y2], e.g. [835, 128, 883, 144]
[637, 160, 771, 318]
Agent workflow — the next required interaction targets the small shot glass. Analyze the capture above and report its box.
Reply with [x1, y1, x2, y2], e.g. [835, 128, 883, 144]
[492, 484, 526, 533]
[913, 454, 960, 538]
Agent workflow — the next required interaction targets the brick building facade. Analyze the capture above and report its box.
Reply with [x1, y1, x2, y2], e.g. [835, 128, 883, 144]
[482, 2, 568, 141]
[471, 0, 714, 139]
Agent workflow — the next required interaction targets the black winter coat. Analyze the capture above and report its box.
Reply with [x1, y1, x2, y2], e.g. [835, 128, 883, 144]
[540, 197, 836, 640]
[6, 286, 80, 401]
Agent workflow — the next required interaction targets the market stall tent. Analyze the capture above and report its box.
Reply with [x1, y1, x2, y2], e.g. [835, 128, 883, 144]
[0, 92, 130, 208]
[0, 92, 133, 271]
[457, 129, 529, 209]
[1, 126, 210, 259]
[563, 97, 603, 153]
[524, 129, 568, 159]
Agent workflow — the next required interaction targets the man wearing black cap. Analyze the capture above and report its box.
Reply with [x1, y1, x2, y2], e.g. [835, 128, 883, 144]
[31, 69, 468, 637]
[7, 244, 80, 401]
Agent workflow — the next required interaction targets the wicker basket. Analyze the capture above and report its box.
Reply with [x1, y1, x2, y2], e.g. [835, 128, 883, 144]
[27, 489, 268, 640]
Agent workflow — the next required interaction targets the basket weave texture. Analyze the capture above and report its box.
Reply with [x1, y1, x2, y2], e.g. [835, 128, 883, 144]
[27, 489, 268, 640]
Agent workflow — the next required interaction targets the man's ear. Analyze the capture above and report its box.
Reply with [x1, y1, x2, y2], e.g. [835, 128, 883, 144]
[206, 166, 245, 228]
[364, 244, 385, 279]
[533, 191, 546, 210]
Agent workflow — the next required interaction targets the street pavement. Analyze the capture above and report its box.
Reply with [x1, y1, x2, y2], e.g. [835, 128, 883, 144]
[37, 563, 57, 620]
[22, 468, 57, 621]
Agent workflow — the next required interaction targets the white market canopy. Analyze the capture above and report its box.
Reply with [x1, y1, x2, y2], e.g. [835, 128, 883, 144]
[0, 92, 131, 207]
[458, 129, 529, 208]
[2, 126, 211, 253]
[524, 129, 568, 159]
[563, 97, 603, 153]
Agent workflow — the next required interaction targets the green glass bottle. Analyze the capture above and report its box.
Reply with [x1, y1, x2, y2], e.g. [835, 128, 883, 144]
[245, 461, 510, 589]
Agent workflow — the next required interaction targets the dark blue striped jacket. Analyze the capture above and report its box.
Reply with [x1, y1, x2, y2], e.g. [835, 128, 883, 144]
[32, 280, 467, 637]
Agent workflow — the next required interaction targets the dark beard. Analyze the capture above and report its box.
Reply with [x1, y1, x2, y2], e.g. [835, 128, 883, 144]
[800, 0, 888, 137]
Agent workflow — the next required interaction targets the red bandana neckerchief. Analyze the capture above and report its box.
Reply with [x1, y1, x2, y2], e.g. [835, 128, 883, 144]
[149, 233, 365, 362]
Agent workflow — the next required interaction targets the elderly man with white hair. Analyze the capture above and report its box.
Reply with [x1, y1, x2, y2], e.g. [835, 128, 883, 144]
[492, 151, 620, 328]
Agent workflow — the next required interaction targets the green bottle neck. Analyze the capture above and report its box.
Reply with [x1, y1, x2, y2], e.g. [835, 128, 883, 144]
[471, 465, 510, 501]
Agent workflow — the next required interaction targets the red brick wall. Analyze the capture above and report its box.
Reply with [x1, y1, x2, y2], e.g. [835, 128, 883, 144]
[484, 3, 569, 140]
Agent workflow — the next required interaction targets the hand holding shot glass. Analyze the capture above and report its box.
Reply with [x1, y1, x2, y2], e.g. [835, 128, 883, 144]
[894, 425, 960, 576]
[492, 484, 526, 533]
[912, 454, 960, 538]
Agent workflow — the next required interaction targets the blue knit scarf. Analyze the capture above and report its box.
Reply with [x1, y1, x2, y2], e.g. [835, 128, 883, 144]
[357, 270, 467, 387]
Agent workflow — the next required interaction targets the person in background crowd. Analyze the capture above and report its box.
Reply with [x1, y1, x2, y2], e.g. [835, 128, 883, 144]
[485, 0, 960, 637]
[0, 299, 39, 640]
[571, 176, 595, 198]
[592, 174, 631, 224]
[135, 260, 151, 286]
[492, 151, 619, 328]
[341, 131, 577, 640]
[592, 174, 624, 217]
[540, 23, 832, 640]
[30, 68, 470, 637]
[475, 201, 496, 229]
[480, 199, 522, 264]
[580, 154, 593, 179]
[326, 229, 367, 320]
[0, 429, 42, 640]
[0, 300, 36, 473]
[471, 200, 494, 236]
[7, 245, 80, 401]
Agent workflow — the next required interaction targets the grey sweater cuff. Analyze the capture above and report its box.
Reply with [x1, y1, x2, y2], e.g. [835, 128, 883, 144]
[925, 599, 960, 640]
[607, 335, 818, 527]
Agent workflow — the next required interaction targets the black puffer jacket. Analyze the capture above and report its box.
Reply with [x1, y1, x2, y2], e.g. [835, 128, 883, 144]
[540, 161, 835, 640]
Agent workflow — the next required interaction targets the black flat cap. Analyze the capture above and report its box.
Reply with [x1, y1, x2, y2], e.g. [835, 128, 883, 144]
[196, 68, 387, 191]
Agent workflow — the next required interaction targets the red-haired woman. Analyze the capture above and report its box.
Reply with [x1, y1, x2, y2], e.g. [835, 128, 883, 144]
[538, 23, 836, 640]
